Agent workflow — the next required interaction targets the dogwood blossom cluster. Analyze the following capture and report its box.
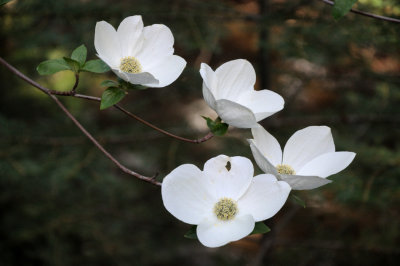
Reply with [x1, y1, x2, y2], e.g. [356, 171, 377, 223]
[95, 15, 356, 248]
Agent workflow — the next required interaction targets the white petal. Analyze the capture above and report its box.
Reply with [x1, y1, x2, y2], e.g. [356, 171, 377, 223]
[200, 63, 217, 95]
[94, 21, 121, 68]
[117, 15, 144, 57]
[279, 174, 332, 190]
[202, 83, 217, 111]
[238, 90, 284, 121]
[197, 214, 255, 248]
[283, 126, 335, 172]
[200, 63, 218, 110]
[144, 55, 186, 88]
[248, 140, 279, 176]
[96, 54, 117, 70]
[215, 99, 257, 128]
[136, 24, 174, 70]
[113, 69, 159, 85]
[203, 155, 254, 200]
[161, 164, 215, 224]
[251, 125, 282, 166]
[238, 174, 290, 221]
[297, 152, 356, 178]
[215, 59, 256, 101]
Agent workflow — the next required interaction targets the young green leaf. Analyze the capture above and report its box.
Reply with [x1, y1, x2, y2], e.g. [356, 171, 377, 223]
[202, 116, 229, 136]
[63, 57, 80, 73]
[291, 194, 306, 208]
[250, 222, 271, 235]
[36, 58, 71, 75]
[100, 80, 119, 87]
[118, 79, 148, 90]
[0, 0, 13, 7]
[184, 225, 198, 239]
[81, 59, 111, 73]
[125, 84, 148, 90]
[100, 87, 126, 110]
[332, 0, 358, 20]
[71, 44, 87, 66]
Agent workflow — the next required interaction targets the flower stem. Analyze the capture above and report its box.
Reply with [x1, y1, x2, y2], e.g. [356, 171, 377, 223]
[319, 0, 400, 24]
[0, 56, 160, 186]
[72, 93, 215, 144]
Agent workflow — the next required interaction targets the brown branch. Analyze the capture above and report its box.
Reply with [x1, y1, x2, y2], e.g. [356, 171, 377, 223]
[72, 72, 79, 92]
[0, 56, 161, 186]
[320, 0, 400, 24]
[21, 78, 214, 143]
[73, 93, 214, 144]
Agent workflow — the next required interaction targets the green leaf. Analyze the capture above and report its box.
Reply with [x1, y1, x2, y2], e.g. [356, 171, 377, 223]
[100, 87, 126, 110]
[202, 116, 229, 136]
[0, 0, 13, 6]
[63, 57, 80, 73]
[250, 222, 271, 235]
[36, 58, 71, 75]
[291, 194, 306, 208]
[81, 59, 111, 73]
[184, 225, 198, 239]
[332, 0, 358, 20]
[100, 80, 119, 87]
[71, 44, 87, 66]
[117, 79, 147, 90]
[126, 84, 148, 90]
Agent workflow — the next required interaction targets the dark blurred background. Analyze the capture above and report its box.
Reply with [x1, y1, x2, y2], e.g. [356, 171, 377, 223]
[1, 0, 399, 265]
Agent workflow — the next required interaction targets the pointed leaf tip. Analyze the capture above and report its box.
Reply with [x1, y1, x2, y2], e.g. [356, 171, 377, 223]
[100, 87, 126, 110]
[332, 0, 358, 20]
[184, 225, 198, 239]
[250, 222, 271, 235]
[71, 44, 87, 66]
[291, 194, 306, 208]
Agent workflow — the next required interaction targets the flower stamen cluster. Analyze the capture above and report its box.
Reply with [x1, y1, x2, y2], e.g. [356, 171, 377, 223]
[276, 164, 295, 175]
[214, 198, 237, 221]
[120, 56, 142, 74]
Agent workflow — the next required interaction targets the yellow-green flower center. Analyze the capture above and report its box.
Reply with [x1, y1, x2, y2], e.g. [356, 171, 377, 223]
[120, 56, 142, 73]
[276, 164, 295, 175]
[213, 197, 238, 221]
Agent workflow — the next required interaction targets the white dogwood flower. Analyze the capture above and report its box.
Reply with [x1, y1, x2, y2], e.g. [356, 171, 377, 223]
[94, 15, 186, 87]
[162, 155, 290, 248]
[200, 59, 284, 128]
[248, 125, 356, 190]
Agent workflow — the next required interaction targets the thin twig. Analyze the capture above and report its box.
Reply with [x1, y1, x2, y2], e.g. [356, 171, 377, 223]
[0, 56, 160, 186]
[12, 73, 214, 144]
[72, 72, 79, 92]
[320, 0, 400, 23]
[73, 93, 215, 144]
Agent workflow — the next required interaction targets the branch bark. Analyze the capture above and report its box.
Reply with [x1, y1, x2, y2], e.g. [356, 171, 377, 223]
[72, 93, 214, 144]
[0, 56, 161, 186]
[319, 0, 400, 24]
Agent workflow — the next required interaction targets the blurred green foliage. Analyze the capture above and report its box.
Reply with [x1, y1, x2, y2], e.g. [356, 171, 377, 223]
[1, 0, 399, 265]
